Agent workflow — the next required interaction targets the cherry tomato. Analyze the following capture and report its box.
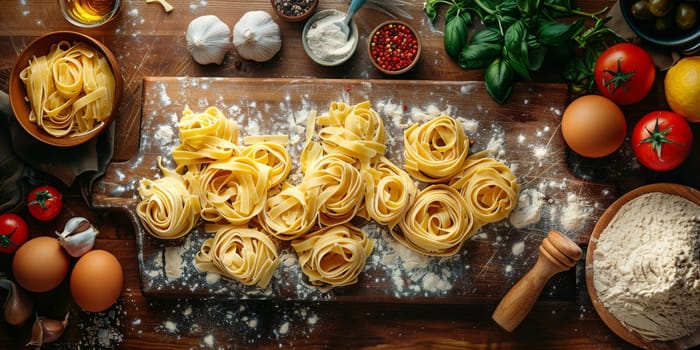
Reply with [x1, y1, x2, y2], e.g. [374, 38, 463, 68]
[27, 186, 63, 221]
[594, 43, 656, 105]
[0, 214, 29, 254]
[631, 111, 693, 171]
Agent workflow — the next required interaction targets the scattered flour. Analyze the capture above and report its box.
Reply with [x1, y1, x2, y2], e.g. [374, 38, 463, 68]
[509, 188, 545, 228]
[560, 192, 592, 232]
[511, 241, 525, 256]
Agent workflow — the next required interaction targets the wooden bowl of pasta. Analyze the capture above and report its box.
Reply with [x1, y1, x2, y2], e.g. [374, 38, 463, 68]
[9, 31, 122, 147]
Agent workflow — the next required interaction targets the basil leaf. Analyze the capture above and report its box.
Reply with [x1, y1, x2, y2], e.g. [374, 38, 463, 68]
[458, 43, 502, 69]
[527, 45, 547, 71]
[446, 5, 459, 23]
[517, 0, 540, 17]
[537, 21, 574, 45]
[424, 2, 438, 22]
[471, 26, 503, 44]
[445, 15, 469, 59]
[507, 52, 532, 80]
[475, 0, 498, 14]
[504, 19, 527, 60]
[485, 58, 514, 105]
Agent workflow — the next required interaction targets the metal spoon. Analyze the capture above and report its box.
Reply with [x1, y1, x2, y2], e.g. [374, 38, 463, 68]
[335, 0, 367, 39]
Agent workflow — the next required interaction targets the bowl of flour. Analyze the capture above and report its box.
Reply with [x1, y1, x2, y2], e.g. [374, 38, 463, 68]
[586, 183, 700, 349]
[302, 9, 359, 66]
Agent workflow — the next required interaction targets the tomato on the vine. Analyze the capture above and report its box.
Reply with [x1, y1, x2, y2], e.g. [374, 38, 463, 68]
[594, 43, 656, 105]
[27, 186, 63, 221]
[0, 213, 29, 254]
[631, 111, 693, 171]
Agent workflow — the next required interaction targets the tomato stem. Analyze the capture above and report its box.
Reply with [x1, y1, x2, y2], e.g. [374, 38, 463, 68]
[0, 227, 17, 248]
[29, 190, 54, 209]
[602, 57, 636, 95]
[640, 115, 682, 160]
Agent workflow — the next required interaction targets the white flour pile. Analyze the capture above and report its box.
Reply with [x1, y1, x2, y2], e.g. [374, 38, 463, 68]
[593, 192, 700, 341]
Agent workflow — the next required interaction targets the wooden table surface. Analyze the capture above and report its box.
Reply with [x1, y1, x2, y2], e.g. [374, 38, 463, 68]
[1, 0, 699, 349]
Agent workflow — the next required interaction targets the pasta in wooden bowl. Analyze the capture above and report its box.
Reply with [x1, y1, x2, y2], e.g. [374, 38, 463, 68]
[9, 31, 123, 147]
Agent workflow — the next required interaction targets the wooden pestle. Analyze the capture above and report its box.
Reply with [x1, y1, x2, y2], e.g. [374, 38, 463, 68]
[492, 229, 582, 332]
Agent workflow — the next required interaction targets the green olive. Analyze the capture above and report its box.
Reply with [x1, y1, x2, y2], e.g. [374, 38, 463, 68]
[632, 1, 654, 20]
[676, 2, 698, 31]
[648, 0, 676, 17]
[655, 14, 675, 31]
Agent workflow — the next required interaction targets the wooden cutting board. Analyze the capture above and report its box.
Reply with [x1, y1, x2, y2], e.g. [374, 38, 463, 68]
[91, 77, 616, 303]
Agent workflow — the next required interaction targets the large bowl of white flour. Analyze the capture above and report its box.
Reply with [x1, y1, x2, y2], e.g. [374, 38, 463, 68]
[586, 183, 700, 349]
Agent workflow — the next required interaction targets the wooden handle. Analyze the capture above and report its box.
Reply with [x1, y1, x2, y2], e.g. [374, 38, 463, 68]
[492, 230, 582, 332]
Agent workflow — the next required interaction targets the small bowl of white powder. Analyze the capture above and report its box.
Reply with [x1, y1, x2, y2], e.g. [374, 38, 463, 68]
[302, 9, 359, 67]
[586, 183, 700, 348]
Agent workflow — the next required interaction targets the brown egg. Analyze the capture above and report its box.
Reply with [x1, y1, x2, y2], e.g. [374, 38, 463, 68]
[12, 236, 70, 292]
[70, 249, 123, 312]
[561, 95, 627, 158]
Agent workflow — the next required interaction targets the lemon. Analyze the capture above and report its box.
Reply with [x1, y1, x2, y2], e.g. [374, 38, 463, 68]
[665, 56, 700, 122]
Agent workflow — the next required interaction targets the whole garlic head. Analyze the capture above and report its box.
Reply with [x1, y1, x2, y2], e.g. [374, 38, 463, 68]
[233, 11, 282, 62]
[186, 15, 231, 65]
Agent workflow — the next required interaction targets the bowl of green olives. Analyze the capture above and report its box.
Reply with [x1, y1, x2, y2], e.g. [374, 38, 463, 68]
[620, 0, 700, 53]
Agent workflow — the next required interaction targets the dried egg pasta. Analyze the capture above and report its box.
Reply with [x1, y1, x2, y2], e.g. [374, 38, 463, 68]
[195, 226, 280, 289]
[363, 156, 416, 229]
[403, 115, 469, 183]
[19, 41, 116, 137]
[450, 151, 520, 224]
[136, 157, 201, 240]
[291, 224, 374, 287]
[396, 184, 476, 256]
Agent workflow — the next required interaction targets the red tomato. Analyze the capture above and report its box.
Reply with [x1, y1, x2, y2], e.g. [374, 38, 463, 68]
[631, 111, 693, 171]
[0, 214, 29, 254]
[594, 43, 656, 105]
[27, 186, 63, 221]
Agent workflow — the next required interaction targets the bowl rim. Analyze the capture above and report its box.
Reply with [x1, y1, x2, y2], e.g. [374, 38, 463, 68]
[367, 20, 421, 75]
[585, 182, 700, 348]
[9, 31, 123, 147]
[270, 0, 318, 22]
[619, 0, 700, 47]
[302, 9, 359, 67]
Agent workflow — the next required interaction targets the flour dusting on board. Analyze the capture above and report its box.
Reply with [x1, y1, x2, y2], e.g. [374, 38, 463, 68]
[111, 78, 615, 348]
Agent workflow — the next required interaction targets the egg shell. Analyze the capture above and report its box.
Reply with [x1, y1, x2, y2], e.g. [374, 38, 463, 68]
[12, 236, 70, 292]
[561, 95, 627, 158]
[70, 249, 123, 312]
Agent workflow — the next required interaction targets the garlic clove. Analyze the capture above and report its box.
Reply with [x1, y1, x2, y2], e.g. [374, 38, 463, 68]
[56, 217, 99, 258]
[0, 276, 33, 326]
[186, 15, 231, 65]
[27, 312, 69, 346]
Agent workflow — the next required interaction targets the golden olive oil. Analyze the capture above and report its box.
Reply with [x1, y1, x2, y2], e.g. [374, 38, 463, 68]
[63, 0, 118, 25]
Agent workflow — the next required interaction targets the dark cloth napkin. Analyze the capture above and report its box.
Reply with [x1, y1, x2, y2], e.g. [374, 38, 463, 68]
[0, 90, 115, 211]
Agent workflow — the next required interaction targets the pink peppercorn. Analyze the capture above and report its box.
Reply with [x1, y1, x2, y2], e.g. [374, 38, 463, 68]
[369, 22, 419, 73]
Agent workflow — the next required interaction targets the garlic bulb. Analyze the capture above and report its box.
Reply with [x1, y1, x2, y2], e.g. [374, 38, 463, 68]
[56, 217, 99, 258]
[186, 15, 231, 65]
[233, 11, 282, 62]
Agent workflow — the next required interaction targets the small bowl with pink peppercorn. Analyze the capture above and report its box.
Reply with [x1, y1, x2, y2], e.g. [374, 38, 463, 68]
[368, 20, 421, 75]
